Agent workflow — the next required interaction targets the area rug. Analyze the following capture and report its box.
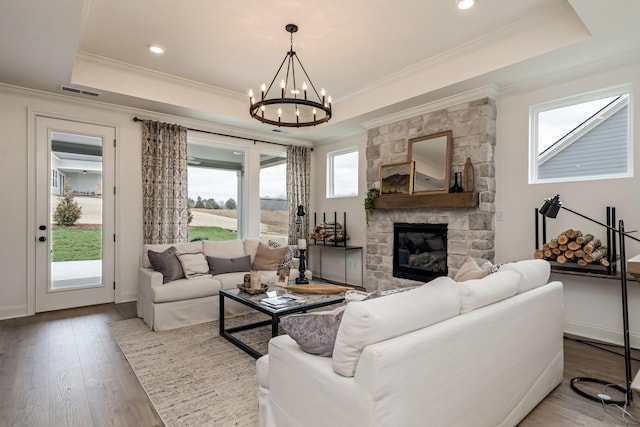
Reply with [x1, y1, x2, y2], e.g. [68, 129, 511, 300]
[109, 315, 272, 426]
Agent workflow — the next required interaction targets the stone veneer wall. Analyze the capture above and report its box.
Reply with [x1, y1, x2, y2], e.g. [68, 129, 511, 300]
[365, 97, 497, 291]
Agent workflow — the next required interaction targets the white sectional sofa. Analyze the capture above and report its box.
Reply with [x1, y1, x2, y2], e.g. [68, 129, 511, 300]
[257, 259, 563, 427]
[137, 238, 310, 331]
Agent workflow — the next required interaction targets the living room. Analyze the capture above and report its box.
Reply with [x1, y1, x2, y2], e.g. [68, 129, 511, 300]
[1, 0, 640, 425]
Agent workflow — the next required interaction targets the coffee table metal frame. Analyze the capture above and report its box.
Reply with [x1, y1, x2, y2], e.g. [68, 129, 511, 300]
[219, 287, 346, 359]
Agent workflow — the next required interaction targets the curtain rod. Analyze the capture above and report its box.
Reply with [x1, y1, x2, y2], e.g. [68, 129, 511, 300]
[132, 117, 309, 150]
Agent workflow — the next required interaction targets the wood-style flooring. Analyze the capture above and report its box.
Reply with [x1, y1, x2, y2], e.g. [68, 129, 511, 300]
[1, 303, 640, 426]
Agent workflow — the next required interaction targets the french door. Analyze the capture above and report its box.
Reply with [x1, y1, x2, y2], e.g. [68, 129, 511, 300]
[34, 116, 115, 312]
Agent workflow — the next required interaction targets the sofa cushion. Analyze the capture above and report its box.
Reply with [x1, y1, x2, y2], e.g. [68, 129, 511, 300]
[252, 242, 287, 270]
[500, 259, 550, 293]
[177, 252, 211, 279]
[207, 255, 252, 275]
[453, 257, 492, 281]
[143, 241, 203, 269]
[150, 276, 222, 303]
[457, 269, 520, 314]
[332, 276, 460, 377]
[202, 239, 246, 259]
[281, 306, 346, 357]
[147, 246, 185, 283]
[267, 239, 295, 267]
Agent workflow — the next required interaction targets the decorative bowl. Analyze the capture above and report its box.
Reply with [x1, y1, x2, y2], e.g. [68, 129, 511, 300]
[237, 283, 269, 295]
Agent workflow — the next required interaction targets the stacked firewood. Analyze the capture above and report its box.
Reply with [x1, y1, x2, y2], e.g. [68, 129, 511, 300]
[534, 229, 609, 266]
[311, 222, 349, 242]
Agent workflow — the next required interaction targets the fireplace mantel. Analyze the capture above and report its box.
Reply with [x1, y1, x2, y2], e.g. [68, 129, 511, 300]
[373, 191, 478, 209]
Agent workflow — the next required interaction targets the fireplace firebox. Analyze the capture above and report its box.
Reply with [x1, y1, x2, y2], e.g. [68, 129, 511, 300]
[393, 223, 448, 282]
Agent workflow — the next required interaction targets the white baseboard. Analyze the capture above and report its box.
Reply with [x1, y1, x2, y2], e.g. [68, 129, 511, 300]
[0, 304, 29, 320]
[564, 319, 640, 350]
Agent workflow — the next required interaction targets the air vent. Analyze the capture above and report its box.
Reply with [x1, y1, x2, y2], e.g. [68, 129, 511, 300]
[61, 85, 101, 97]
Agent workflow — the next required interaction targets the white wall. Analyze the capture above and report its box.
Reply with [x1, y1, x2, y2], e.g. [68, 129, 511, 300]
[309, 132, 367, 286]
[495, 63, 640, 346]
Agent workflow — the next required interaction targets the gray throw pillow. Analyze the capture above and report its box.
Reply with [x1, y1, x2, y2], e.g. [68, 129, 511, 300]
[207, 255, 252, 275]
[147, 246, 185, 283]
[280, 305, 346, 357]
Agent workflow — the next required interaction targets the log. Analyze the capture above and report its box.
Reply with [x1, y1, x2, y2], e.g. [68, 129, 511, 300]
[574, 249, 585, 258]
[586, 246, 608, 263]
[557, 234, 569, 245]
[565, 229, 582, 239]
[583, 238, 601, 254]
[567, 241, 581, 251]
[565, 250, 575, 260]
[543, 242, 550, 251]
[600, 258, 610, 267]
[548, 239, 559, 249]
[559, 244, 568, 251]
[552, 248, 562, 255]
[556, 255, 567, 264]
[544, 250, 554, 258]
[576, 233, 594, 245]
[534, 250, 544, 259]
[577, 259, 588, 266]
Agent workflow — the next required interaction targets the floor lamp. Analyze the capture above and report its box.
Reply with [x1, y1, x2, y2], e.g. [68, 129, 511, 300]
[540, 194, 640, 405]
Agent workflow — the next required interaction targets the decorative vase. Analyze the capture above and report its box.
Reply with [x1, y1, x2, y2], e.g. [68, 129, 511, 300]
[463, 157, 474, 192]
[450, 172, 463, 193]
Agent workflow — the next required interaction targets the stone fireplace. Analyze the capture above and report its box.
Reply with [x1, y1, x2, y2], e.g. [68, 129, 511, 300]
[393, 223, 447, 282]
[365, 96, 496, 291]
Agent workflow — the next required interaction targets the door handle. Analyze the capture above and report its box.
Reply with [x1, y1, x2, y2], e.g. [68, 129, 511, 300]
[38, 236, 46, 242]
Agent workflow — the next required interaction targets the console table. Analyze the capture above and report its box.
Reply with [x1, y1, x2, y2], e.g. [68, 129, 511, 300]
[310, 244, 364, 287]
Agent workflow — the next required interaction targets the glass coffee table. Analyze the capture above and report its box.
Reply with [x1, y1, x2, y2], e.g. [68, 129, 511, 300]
[219, 285, 348, 359]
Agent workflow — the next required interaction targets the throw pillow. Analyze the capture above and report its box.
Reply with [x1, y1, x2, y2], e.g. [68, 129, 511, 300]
[362, 285, 418, 301]
[453, 257, 492, 282]
[253, 242, 288, 270]
[176, 252, 211, 279]
[267, 239, 295, 267]
[207, 255, 252, 275]
[280, 305, 346, 357]
[147, 246, 185, 283]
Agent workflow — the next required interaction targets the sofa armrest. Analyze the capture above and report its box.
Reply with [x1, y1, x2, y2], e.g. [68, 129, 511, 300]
[266, 335, 371, 426]
[139, 267, 163, 300]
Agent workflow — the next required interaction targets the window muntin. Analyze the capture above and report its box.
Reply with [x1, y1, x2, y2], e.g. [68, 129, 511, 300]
[327, 147, 359, 198]
[530, 87, 631, 184]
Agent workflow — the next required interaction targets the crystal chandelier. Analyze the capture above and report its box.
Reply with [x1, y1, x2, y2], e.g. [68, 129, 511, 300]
[249, 24, 332, 128]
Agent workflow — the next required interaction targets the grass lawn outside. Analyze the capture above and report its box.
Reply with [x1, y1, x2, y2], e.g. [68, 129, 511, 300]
[51, 225, 236, 262]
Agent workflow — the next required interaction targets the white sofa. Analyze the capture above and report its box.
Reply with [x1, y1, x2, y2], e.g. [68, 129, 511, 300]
[137, 238, 310, 331]
[257, 259, 563, 427]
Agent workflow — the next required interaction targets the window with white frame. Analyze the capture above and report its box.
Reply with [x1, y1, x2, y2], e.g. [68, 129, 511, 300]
[529, 86, 632, 184]
[327, 147, 359, 198]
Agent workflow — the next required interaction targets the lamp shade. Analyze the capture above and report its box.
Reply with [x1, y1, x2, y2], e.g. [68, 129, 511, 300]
[539, 194, 562, 218]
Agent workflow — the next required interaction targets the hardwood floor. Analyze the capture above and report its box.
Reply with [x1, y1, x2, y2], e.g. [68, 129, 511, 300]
[2, 303, 640, 426]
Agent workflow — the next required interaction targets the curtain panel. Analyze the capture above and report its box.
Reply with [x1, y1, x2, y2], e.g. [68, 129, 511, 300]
[286, 145, 311, 245]
[141, 120, 189, 244]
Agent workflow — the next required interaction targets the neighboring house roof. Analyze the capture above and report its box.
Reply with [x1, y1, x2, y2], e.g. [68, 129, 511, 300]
[538, 95, 629, 180]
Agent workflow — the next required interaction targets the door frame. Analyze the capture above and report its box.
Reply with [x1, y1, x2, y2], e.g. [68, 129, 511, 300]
[27, 110, 118, 314]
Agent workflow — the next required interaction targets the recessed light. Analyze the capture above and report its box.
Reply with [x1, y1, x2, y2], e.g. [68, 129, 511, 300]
[148, 44, 165, 54]
[456, 0, 475, 10]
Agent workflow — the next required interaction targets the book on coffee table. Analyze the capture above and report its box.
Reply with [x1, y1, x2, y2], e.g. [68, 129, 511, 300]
[260, 294, 305, 309]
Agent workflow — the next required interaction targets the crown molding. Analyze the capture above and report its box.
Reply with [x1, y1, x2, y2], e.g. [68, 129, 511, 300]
[361, 85, 499, 130]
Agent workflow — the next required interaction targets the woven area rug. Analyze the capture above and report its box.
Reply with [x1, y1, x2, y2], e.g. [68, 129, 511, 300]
[110, 315, 272, 427]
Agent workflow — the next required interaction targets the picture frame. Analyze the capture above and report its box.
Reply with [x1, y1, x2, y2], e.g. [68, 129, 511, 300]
[379, 161, 414, 196]
[275, 264, 291, 286]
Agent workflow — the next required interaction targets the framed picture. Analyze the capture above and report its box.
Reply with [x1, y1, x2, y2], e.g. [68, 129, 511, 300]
[379, 161, 414, 196]
[276, 264, 291, 286]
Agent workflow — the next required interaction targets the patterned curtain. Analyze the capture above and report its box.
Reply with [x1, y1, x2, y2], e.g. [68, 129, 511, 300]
[141, 120, 189, 244]
[286, 145, 311, 245]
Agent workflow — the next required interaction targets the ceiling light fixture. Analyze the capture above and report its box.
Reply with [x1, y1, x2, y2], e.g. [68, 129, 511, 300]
[148, 44, 165, 54]
[456, 0, 475, 10]
[249, 24, 332, 128]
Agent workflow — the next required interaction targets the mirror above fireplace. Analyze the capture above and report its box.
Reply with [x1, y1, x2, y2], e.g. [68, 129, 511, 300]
[408, 130, 452, 194]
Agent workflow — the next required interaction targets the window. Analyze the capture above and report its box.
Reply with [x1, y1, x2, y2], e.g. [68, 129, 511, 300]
[259, 153, 288, 243]
[187, 139, 244, 241]
[327, 147, 359, 198]
[529, 86, 631, 184]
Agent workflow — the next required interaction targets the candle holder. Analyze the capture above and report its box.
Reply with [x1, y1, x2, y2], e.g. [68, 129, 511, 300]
[296, 248, 309, 284]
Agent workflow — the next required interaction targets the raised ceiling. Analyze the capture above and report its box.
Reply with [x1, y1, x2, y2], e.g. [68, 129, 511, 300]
[1, 0, 639, 143]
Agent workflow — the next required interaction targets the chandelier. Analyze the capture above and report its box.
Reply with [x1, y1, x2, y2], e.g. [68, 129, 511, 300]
[249, 24, 332, 128]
